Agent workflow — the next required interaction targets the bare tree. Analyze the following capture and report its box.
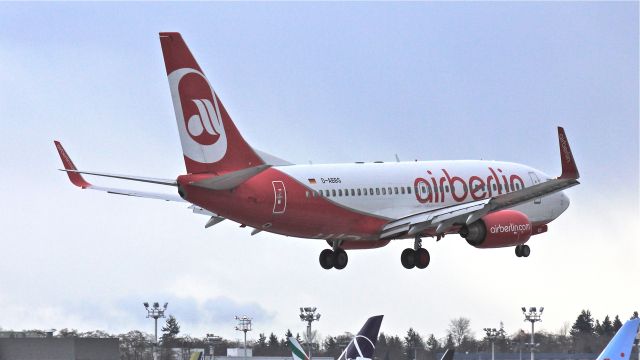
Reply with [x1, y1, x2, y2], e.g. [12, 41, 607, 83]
[447, 317, 473, 347]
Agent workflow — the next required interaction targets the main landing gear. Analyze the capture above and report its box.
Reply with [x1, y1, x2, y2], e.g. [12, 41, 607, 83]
[319, 241, 348, 270]
[401, 236, 430, 269]
[515, 244, 531, 258]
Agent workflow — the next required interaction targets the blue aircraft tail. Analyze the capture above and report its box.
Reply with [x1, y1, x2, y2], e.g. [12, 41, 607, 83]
[339, 315, 384, 360]
[596, 318, 640, 360]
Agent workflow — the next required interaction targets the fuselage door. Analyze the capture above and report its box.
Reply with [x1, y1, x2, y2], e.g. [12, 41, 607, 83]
[272, 181, 287, 214]
[528, 172, 542, 204]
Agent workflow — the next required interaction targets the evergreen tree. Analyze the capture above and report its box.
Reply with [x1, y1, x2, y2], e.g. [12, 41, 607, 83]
[160, 315, 180, 345]
[426, 334, 440, 352]
[570, 310, 594, 336]
[254, 333, 267, 355]
[612, 315, 623, 332]
[602, 315, 614, 336]
[404, 327, 425, 360]
[594, 320, 603, 336]
[268, 333, 280, 355]
[443, 334, 455, 349]
[631, 311, 639, 320]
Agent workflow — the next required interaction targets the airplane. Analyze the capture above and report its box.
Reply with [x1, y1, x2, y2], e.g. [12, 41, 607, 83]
[595, 317, 640, 360]
[286, 315, 383, 360]
[54, 32, 580, 270]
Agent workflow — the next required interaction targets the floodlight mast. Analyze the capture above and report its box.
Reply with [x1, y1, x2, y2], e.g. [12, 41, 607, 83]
[522, 306, 544, 360]
[235, 316, 252, 360]
[299, 307, 321, 359]
[483, 328, 499, 360]
[144, 301, 168, 360]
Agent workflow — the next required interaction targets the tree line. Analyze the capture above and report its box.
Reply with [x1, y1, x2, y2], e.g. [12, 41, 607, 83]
[4, 310, 637, 360]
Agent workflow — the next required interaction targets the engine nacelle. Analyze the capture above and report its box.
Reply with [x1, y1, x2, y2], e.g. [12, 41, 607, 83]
[460, 210, 532, 248]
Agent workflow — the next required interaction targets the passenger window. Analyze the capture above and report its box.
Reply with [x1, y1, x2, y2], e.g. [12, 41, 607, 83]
[357, 189, 361, 196]
[492, 184, 497, 191]
[344, 189, 349, 197]
[388, 187, 392, 194]
[516, 184, 520, 190]
[394, 187, 398, 195]
[351, 189, 355, 196]
[445, 185, 449, 193]
[382, 188, 387, 195]
[332, 189, 336, 197]
[338, 189, 343, 196]
[434, 186, 438, 193]
[376, 188, 380, 195]
[369, 188, 374, 195]
[401, 187, 405, 194]
[305, 191, 309, 198]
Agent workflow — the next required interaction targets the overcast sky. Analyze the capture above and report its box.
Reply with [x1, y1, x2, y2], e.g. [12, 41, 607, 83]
[0, 2, 638, 343]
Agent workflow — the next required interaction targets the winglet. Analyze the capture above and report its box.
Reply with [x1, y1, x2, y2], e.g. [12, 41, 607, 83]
[557, 127, 580, 180]
[54, 141, 92, 189]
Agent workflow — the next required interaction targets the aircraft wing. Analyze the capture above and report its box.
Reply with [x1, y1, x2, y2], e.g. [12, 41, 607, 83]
[380, 127, 580, 239]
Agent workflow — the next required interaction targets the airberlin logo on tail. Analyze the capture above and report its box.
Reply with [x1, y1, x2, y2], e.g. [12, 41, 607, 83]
[168, 68, 228, 164]
[187, 99, 222, 138]
[414, 167, 525, 204]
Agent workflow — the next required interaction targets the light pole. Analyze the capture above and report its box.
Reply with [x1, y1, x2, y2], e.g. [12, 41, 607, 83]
[521, 307, 543, 360]
[235, 316, 252, 360]
[483, 328, 499, 360]
[144, 302, 168, 360]
[206, 333, 222, 360]
[299, 307, 321, 360]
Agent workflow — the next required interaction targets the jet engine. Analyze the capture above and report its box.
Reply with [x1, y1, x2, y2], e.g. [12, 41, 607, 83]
[460, 210, 532, 248]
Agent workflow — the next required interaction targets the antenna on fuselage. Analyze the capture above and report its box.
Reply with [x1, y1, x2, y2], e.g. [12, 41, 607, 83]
[395, 154, 400, 162]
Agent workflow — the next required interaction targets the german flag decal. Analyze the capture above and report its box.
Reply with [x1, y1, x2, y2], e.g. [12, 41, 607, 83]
[308, 178, 317, 184]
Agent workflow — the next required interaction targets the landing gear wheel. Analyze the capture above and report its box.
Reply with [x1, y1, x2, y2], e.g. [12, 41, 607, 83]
[515, 245, 531, 258]
[401, 248, 416, 269]
[415, 248, 430, 269]
[334, 249, 349, 270]
[319, 249, 334, 269]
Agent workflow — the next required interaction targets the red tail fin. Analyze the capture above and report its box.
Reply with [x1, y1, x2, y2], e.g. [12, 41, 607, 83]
[159, 32, 264, 175]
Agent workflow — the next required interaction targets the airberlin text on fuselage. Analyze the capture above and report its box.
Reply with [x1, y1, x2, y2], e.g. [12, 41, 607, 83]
[414, 167, 525, 204]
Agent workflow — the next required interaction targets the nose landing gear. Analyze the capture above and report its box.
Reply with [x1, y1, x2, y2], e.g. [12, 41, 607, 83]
[401, 236, 430, 269]
[515, 244, 530, 257]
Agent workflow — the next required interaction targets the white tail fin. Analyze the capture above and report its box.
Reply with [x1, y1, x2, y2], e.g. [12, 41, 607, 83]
[287, 337, 309, 360]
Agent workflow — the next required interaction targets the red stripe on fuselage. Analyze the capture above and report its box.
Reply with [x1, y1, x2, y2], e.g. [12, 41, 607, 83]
[179, 168, 388, 240]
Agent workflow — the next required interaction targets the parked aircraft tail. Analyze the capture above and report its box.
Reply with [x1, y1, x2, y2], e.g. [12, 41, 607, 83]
[338, 315, 384, 360]
[288, 336, 310, 360]
[595, 318, 640, 360]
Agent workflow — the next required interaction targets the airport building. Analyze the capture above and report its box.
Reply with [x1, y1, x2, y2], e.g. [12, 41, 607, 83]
[0, 334, 119, 360]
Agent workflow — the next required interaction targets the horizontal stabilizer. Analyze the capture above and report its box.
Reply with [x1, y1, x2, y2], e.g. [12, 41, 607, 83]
[191, 165, 270, 191]
[60, 169, 177, 186]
